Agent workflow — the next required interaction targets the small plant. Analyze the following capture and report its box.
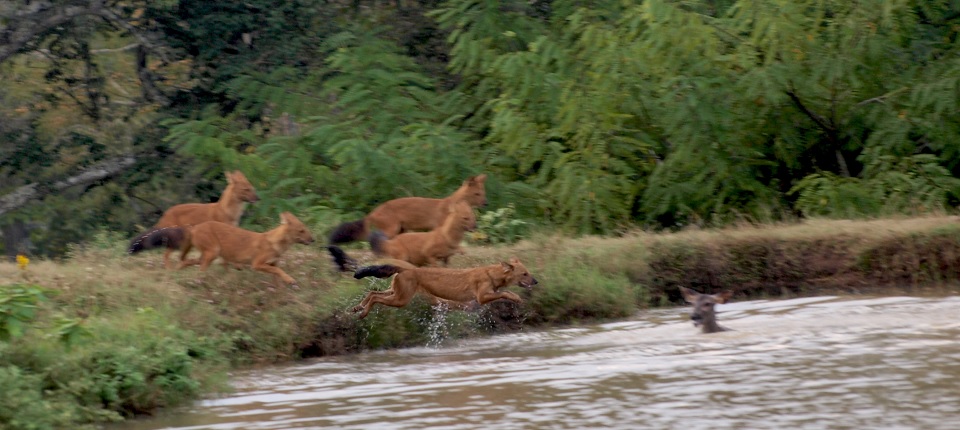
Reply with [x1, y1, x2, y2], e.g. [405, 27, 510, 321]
[51, 316, 93, 350]
[469, 205, 529, 245]
[0, 284, 48, 342]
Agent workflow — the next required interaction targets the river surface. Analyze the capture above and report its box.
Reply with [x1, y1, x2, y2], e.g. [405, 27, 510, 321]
[116, 294, 960, 429]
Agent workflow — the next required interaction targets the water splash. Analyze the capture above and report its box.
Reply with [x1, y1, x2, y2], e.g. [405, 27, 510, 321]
[425, 302, 451, 348]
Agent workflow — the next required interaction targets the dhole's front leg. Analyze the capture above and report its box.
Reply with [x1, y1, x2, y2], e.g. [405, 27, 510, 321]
[251, 259, 298, 287]
[476, 290, 522, 305]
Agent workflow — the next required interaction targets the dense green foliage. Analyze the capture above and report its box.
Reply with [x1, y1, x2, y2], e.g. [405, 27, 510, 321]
[2, 0, 960, 256]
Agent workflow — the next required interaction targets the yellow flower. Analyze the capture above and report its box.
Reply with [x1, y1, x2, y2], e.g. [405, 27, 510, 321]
[16, 254, 29, 270]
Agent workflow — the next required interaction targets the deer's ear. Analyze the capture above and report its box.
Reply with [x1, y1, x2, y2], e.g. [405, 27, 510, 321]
[680, 287, 700, 304]
[714, 290, 734, 304]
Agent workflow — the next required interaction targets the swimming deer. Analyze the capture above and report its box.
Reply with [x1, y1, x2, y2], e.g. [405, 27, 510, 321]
[680, 287, 734, 334]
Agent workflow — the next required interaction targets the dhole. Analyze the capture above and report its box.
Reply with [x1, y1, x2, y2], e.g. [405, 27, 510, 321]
[326, 200, 477, 271]
[328, 174, 488, 244]
[350, 257, 538, 319]
[128, 171, 259, 268]
[131, 212, 315, 288]
[680, 287, 734, 334]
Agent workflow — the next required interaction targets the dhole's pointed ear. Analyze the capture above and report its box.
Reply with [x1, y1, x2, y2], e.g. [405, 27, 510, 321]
[500, 261, 514, 272]
[714, 290, 734, 304]
[279, 212, 290, 224]
[474, 174, 487, 183]
[225, 171, 235, 184]
[680, 287, 700, 304]
[508, 256, 521, 265]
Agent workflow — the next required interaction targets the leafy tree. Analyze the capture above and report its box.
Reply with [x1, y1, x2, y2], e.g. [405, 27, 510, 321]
[166, 30, 485, 229]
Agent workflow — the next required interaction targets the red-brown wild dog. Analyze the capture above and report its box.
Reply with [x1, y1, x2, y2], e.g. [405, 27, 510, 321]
[350, 257, 538, 319]
[128, 171, 259, 268]
[328, 174, 488, 244]
[132, 212, 314, 288]
[328, 200, 476, 272]
[680, 287, 734, 334]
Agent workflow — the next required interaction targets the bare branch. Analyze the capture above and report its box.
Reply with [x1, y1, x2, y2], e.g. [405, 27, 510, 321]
[0, 155, 137, 217]
[785, 87, 833, 133]
[855, 87, 910, 107]
[95, 7, 169, 62]
[0, 0, 105, 63]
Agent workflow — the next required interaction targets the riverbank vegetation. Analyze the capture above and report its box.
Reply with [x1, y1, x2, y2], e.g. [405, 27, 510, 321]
[3, 216, 960, 429]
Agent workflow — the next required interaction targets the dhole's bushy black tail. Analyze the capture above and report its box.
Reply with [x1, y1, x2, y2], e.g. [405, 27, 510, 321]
[328, 219, 366, 244]
[326, 245, 358, 272]
[128, 227, 186, 254]
[353, 264, 406, 279]
[368, 230, 388, 255]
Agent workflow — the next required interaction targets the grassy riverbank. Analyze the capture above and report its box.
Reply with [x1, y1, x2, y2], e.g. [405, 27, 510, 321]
[3, 216, 960, 429]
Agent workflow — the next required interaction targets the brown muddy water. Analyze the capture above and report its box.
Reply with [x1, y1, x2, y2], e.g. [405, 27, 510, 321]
[116, 294, 960, 429]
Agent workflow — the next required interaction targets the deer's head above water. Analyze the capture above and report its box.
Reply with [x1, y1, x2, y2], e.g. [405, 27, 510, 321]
[680, 287, 734, 334]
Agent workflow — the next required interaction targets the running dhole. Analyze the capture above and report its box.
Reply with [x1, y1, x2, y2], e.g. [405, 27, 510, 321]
[350, 257, 538, 319]
[128, 171, 259, 268]
[326, 200, 476, 271]
[132, 212, 314, 288]
[327, 174, 487, 244]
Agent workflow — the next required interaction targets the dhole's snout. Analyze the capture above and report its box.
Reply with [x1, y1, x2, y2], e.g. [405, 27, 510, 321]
[246, 193, 261, 203]
[520, 276, 538, 289]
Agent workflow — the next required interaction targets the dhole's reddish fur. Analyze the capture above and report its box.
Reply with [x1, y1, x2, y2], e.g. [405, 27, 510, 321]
[354, 200, 476, 269]
[351, 257, 538, 319]
[134, 212, 314, 288]
[128, 171, 259, 268]
[328, 174, 488, 244]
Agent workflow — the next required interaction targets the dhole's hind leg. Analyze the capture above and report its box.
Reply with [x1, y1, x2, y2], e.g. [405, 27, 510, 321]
[177, 244, 199, 268]
[367, 214, 403, 239]
[356, 279, 416, 319]
[352, 289, 394, 313]
[163, 248, 176, 269]
[196, 249, 220, 271]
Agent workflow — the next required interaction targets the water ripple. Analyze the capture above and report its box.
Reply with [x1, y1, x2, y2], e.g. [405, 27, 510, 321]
[116, 294, 960, 430]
